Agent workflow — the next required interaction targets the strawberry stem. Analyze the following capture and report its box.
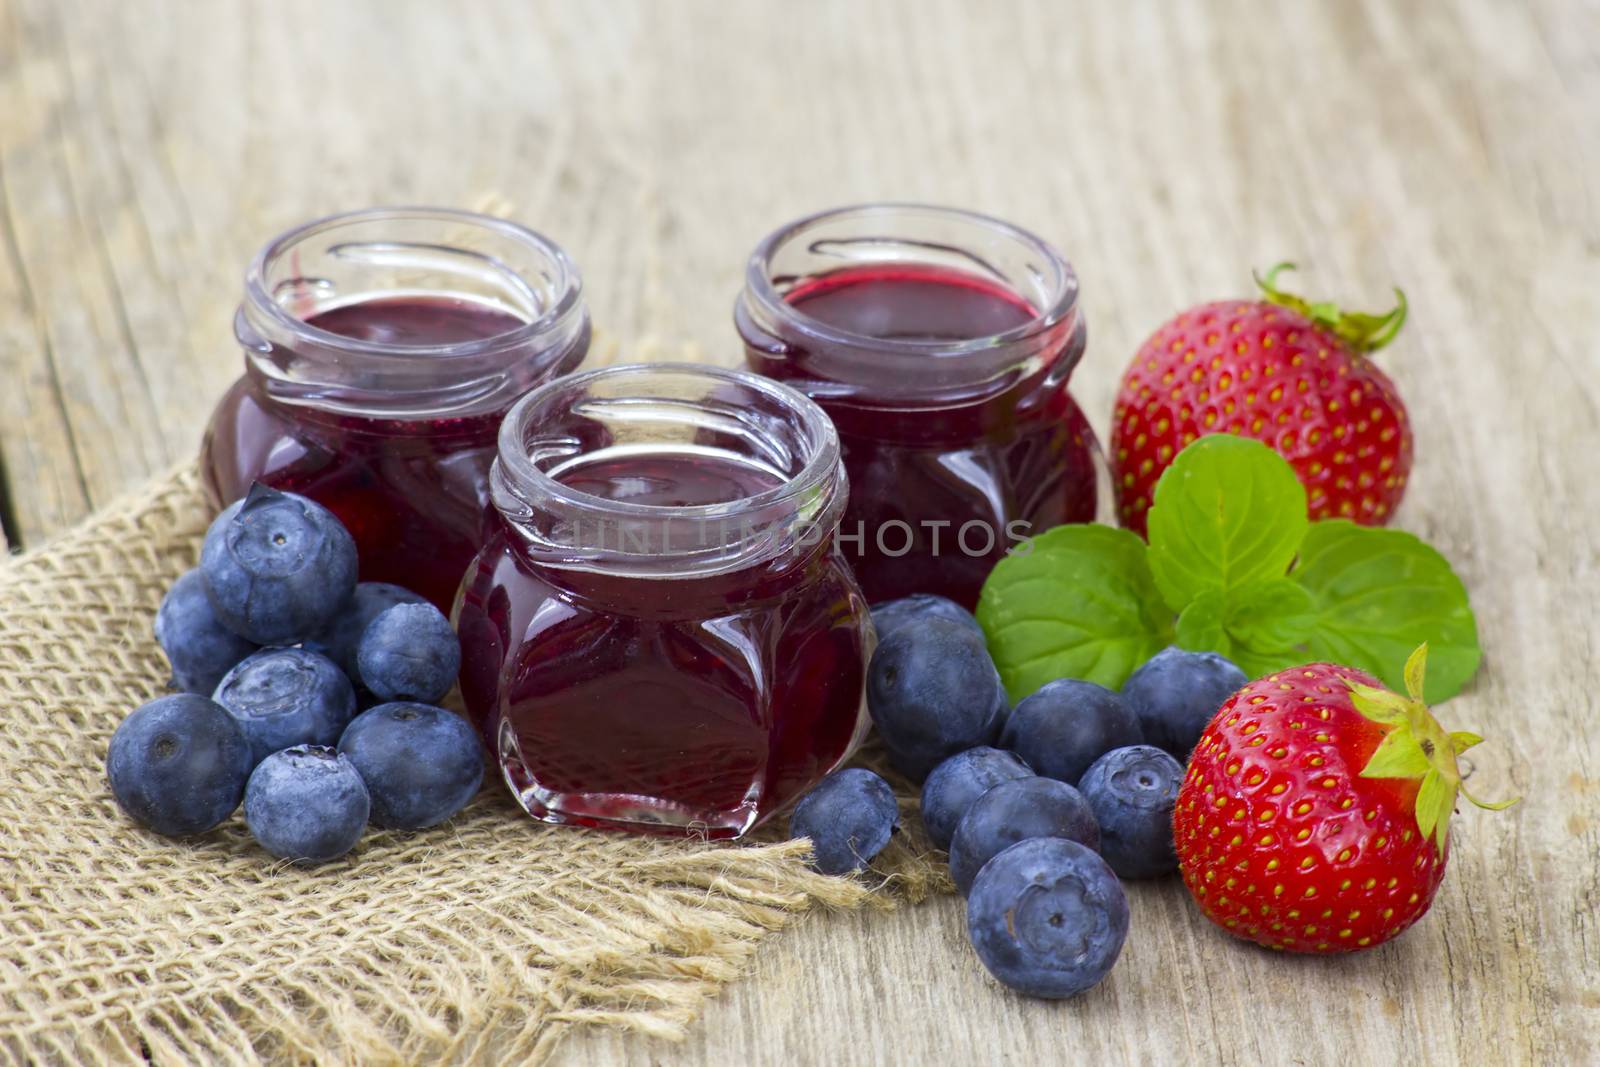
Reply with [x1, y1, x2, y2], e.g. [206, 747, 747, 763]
[1254, 262, 1407, 354]
[1347, 644, 1517, 850]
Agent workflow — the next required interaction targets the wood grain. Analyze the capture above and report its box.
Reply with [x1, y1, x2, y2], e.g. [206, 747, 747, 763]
[0, 1, 1595, 1063]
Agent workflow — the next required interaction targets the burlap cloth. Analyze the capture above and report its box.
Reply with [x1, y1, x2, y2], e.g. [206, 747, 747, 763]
[0, 464, 946, 1066]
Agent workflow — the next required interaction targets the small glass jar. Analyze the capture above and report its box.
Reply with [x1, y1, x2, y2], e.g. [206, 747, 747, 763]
[735, 203, 1100, 608]
[201, 207, 590, 610]
[455, 363, 871, 838]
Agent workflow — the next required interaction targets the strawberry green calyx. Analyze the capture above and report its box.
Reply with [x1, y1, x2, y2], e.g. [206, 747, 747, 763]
[1347, 643, 1517, 851]
[1254, 262, 1407, 354]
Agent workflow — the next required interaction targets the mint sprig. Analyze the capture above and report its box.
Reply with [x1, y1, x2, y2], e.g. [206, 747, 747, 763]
[977, 436, 1480, 704]
[1291, 520, 1480, 702]
[1146, 434, 1308, 611]
[976, 524, 1172, 692]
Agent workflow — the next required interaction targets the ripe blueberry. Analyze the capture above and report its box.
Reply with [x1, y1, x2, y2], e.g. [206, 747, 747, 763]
[154, 568, 259, 693]
[304, 582, 427, 682]
[948, 776, 1100, 896]
[1121, 646, 1247, 758]
[200, 484, 358, 646]
[243, 745, 370, 862]
[788, 768, 899, 875]
[356, 602, 461, 705]
[212, 648, 358, 766]
[870, 594, 984, 645]
[867, 618, 1008, 781]
[106, 694, 253, 836]
[1078, 745, 1183, 879]
[967, 837, 1129, 999]
[919, 746, 1033, 851]
[338, 703, 483, 830]
[1001, 679, 1142, 785]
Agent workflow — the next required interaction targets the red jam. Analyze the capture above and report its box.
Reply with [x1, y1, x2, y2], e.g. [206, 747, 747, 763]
[739, 232, 1100, 608]
[456, 364, 869, 838]
[307, 297, 526, 346]
[787, 265, 1038, 341]
[200, 209, 589, 611]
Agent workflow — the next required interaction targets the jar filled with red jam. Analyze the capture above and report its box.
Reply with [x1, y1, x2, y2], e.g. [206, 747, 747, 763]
[456, 363, 870, 838]
[735, 203, 1100, 608]
[201, 207, 590, 610]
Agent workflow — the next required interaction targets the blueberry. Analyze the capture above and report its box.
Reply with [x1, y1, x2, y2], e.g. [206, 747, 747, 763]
[788, 768, 899, 875]
[356, 602, 461, 704]
[304, 582, 427, 681]
[200, 483, 358, 646]
[338, 703, 484, 829]
[1000, 679, 1143, 786]
[1121, 646, 1248, 758]
[870, 594, 984, 645]
[867, 618, 1008, 781]
[105, 694, 253, 836]
[966, 837, 1129, 999]
[154, 568, 260, 693]
[243, 745, 369, 862]
[947, 776, 1100, 896]
[1078, 745, 1183, 879]
[920, 746, 1033, 851]
[212, 648, 358, 766]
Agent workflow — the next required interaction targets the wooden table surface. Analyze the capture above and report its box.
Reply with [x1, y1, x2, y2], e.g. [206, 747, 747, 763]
[2, 2, 1595, 1063]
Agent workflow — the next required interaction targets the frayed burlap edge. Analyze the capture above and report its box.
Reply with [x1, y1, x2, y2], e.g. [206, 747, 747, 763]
[0, 464, 948, 1067]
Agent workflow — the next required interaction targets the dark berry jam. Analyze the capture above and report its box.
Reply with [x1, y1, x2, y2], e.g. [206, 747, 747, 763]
[202, 209, 590, 611]
[554, 451, 784, 507]
[739, 234, 1099, 609]
[786, 265, 1037, 341]
[307, 297, 527, 346]
[456, 364, 869, 838]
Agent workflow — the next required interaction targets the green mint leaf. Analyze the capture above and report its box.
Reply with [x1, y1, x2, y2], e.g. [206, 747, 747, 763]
[1174, 590, 1229, 654]
[1146, 435, 1308, 612]
[1291, 520, 1481, 702]
[978, 525, 1173, 701]
[1224, 578, 1316, 653]
[1227, 646, 1309, 683]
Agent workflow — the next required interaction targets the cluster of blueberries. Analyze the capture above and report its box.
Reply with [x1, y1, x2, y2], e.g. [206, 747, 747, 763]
[788, 594, 1247, 1000]
[106, 485, 484, 863]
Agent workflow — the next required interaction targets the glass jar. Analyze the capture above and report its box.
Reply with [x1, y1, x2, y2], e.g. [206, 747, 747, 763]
[455, 363, 871, 838]
[201, 207, 590, 610]
[735, 203, 1100, 609]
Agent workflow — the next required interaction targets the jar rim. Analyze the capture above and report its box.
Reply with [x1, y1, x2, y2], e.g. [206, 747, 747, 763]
[495, 361, 842, 525]
[244, 205, 585, 361]
[742, 201, 1079, 358]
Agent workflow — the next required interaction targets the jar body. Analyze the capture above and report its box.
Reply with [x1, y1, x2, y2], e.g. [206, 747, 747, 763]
[736, 206, 1101, 608]
[456, 525, 869, 837]
[456, 363, 870, 838]
[199, 208, 590, 611]
[742, 347, 1099, 608]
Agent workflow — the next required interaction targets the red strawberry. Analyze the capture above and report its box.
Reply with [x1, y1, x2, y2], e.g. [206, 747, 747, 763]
[1174, 646, 1514, 953]
[1112, 265, 1413, 536]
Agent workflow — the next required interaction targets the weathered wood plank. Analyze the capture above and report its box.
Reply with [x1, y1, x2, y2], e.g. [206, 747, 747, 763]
[0, 0, 92, 547]
[0, 0, 176, 542]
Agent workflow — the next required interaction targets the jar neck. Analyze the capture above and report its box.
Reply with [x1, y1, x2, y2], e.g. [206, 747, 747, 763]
[494, 512, 841, 618]
[490, 363, 847, 581]
[735, 203, 1084, 411]
[237, 306, 589, 423]
[236, 207, 589, 420]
